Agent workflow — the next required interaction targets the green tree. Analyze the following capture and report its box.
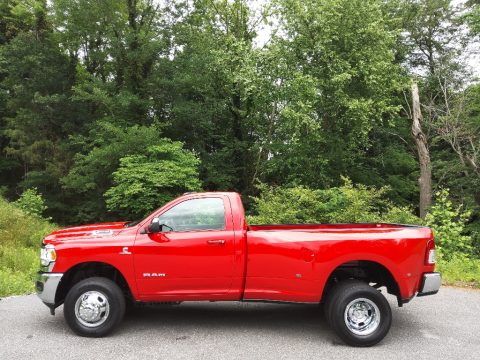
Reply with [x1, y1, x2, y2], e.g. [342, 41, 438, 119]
[52, 0, 168, 126]
[61, 123, 165, 223]
[0, 0, 41, 45]
[105, 141, 201, 218]
[161, 0, 270, 194]
[0, 2, 81, 217]
[268, 0, 404, 188]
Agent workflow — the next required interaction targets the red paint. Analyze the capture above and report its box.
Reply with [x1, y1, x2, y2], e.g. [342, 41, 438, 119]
[44, 192, 436, 304]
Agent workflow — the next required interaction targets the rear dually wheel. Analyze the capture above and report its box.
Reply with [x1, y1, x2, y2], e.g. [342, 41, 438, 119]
[325, 280, 392, 347]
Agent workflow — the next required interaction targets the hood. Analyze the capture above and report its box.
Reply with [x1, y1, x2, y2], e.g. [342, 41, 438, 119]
[43, 222, 129, 243]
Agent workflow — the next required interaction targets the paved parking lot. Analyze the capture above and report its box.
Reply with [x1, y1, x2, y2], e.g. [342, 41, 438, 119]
[1, 286, 479, 360]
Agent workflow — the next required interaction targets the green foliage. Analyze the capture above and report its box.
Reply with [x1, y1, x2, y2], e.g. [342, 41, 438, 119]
[12, 188, 47, 218]
[0, 196, 56, 248]
[0, 0, 46, 44]
[247, 179, 421, 225]
[0, 245, 39, 297]
[466, 222, 480, 258]
[436, 252, 480, 288]
[105, 141, 201, 219]
[425, 189, 472, 259]
[465, 1, 480, 36]
[268, 0, 404, 188]
[1, 0, 169, 223]
[62, 123, 161, 193]
[0, 196, 57, 296]
[0, 267, 36, 297]
[61, 123, 166, 223]
[161, 0, 267, 194]
[0, 244, 37, 271]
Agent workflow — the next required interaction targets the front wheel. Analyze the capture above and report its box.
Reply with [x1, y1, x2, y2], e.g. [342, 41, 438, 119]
[325, 280, 392, 347]
[64, 277, 126, 337]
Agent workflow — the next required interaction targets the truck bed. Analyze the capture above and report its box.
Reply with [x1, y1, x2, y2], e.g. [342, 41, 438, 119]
[244, 222, 433, 303]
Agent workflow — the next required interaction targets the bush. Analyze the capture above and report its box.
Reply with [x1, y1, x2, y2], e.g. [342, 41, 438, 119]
[437, 252, 480, 288]
[104, 141, 201, 219]
[0, 196, 57, 297]
[0, 197, 57, 248]
[247, 179, 421, 225]
[425, 189, 472, 260]
[12, 188, 48, 219]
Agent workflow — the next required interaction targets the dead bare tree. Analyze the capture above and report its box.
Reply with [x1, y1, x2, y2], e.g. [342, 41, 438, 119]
[411, 81, 432, 219]
[427, 76, 480, 177]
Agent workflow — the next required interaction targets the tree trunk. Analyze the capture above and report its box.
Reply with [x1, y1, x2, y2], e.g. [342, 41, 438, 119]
[411, 82, 432, 219]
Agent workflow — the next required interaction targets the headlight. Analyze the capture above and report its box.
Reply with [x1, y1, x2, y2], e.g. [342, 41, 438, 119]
[40, 245, 57, 266]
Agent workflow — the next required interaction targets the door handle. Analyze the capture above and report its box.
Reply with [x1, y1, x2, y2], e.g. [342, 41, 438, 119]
[207, 239, 226, 246]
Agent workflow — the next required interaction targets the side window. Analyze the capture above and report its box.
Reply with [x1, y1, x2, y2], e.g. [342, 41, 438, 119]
[157, 198, 225, 232]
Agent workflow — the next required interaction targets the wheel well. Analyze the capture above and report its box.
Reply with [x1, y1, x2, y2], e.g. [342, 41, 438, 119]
[321, 260, 400, 305]
[55, 262, 133, 306]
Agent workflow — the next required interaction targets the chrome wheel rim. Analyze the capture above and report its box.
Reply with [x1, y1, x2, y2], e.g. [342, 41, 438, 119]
[74, 291, 110, 328]
[344, 298, 380, 336]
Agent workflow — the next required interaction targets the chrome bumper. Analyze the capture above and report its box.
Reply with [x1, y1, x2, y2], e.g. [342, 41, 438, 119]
[417, 272, 441, 296]
[35, 272, 63, 306]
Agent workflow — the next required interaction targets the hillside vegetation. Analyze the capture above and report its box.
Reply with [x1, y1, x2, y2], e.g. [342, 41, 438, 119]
[0, 196, 57, 297]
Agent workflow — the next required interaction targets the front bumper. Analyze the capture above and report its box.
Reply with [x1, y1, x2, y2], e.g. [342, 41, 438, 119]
[417, 272, 441, 296]
[35, 272, 63, 307]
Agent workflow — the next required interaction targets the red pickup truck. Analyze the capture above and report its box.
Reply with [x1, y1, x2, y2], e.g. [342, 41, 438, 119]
[36, 191, 440, 346]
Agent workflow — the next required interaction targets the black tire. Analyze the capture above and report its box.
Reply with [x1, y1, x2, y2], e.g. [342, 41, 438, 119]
[325, 280, 391, 347]
[64, 277, 126, 337]
[322, 284, 336, 326]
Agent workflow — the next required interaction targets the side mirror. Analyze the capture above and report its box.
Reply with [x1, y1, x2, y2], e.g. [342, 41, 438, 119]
[143, 217, 174, 234]
[144, 219, 174, 234]
[147, 222, 161, 233]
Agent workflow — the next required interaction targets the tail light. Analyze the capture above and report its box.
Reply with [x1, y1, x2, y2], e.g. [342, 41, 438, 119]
[425, 240, 436, 265]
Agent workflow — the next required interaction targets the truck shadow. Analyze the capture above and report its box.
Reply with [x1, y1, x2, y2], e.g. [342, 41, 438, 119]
[122, 302, 331, 340]
[44, 297, 423, 346]
[117, 298, 422, 346]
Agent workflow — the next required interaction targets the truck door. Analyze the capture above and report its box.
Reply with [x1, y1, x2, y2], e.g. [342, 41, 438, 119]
[133, 196, 235, 300]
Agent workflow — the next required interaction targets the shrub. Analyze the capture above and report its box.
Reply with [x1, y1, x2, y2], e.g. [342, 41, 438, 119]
[12, 188, 48, 219]
[104, 141, 202, 219]
[247, 179, 421, 225]
[425, 189, 472, 260]
[0, 197, 57, 248]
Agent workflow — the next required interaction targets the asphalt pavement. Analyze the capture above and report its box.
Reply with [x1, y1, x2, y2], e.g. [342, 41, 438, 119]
[0, 286, 479, 360]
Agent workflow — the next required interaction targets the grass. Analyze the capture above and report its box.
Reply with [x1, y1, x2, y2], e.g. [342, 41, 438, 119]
[0, 197, 57, 297]
[437, 253, 480, 289]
